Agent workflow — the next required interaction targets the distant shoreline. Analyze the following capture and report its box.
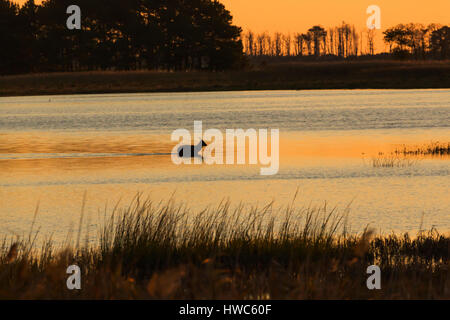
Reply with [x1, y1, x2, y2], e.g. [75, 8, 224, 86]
[1, 60, 449, 97]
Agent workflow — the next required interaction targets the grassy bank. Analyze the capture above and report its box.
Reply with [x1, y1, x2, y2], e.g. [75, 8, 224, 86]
[0, 196, 448, 299]
[1, 60, 450, 97]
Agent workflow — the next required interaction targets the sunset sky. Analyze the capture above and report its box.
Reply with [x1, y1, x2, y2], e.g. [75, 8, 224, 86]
[221, 0, 450, 33]
[14, 0, 450, 52]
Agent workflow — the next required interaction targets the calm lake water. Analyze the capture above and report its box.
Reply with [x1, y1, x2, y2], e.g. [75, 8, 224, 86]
[0, 90, 449, 244]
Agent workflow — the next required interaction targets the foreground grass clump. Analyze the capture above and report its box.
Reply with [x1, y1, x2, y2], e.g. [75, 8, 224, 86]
[0, 197, 449, 299]
[370, 152, 418, 168]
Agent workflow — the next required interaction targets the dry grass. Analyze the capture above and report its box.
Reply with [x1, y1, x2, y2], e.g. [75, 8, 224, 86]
[0, 196, 449, 299]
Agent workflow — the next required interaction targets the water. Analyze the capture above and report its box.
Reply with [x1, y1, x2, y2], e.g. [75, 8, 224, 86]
[1, 89, 449, 244]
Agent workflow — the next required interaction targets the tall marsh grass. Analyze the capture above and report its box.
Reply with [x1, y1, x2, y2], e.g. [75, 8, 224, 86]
[364, 141, 450, 168]
[394, 141, 450, 157]
[0, 195, 449, 299]
[370, 152, 418, 168]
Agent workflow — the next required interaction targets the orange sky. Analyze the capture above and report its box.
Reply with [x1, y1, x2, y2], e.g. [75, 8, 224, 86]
[221, 0, 449, 32]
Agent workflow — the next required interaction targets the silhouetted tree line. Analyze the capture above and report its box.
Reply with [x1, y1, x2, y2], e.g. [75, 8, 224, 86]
[244, 22, 450, 60]
[0, 0, 244, 74]
[244, 23, 365, 59]
[384, 23, 450, 60]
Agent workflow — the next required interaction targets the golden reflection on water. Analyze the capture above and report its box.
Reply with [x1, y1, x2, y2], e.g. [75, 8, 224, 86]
[2, 131, 449, 157]
[0, 132, 171, 154]
[1, 131, 449, 186]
